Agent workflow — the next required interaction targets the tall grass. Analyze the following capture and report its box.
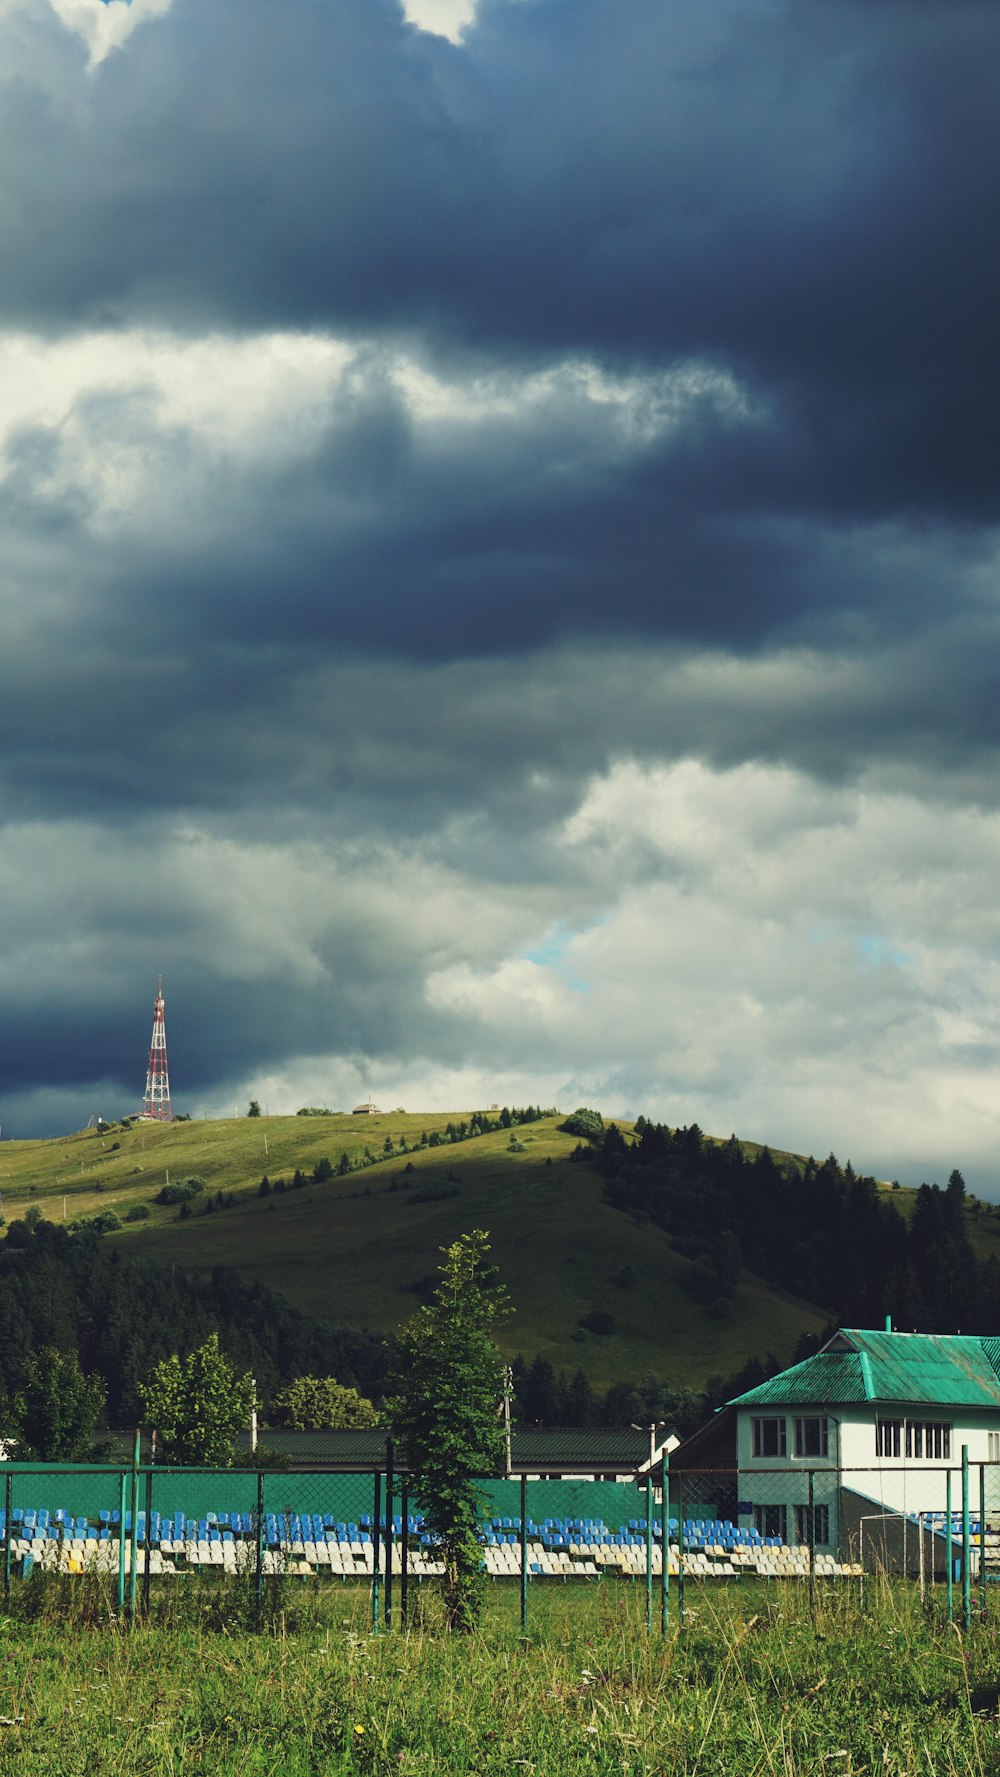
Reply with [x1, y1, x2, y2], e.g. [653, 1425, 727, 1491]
[0, 1576, 995, 1774]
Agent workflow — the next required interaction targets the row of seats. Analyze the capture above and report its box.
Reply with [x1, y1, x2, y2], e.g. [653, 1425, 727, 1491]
[0, 1506, 862, 1581]
[12, 1536, 868, 1582]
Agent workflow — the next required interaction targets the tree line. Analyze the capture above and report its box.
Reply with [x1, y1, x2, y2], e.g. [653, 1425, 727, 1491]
[589, 1114, 994, 1333]
[0, 1216, 395, 1428]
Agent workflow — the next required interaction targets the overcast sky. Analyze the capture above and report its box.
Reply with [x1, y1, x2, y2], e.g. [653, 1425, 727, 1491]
[1, 0, 999, 1194]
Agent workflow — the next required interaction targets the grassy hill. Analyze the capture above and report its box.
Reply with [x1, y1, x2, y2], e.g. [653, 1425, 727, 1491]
[0, 1110, 828, 1389]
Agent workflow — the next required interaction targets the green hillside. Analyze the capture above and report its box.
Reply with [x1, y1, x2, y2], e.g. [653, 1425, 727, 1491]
[0, 1111, 831, 1388]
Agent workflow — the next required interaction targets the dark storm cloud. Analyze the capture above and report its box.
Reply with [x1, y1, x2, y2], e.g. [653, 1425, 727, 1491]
[1, 0, 998, 536]
[2, 0, 1000, 1174]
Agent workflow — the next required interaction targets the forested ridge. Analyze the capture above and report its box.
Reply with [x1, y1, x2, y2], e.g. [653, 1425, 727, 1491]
[593, 1118, 998, 1334]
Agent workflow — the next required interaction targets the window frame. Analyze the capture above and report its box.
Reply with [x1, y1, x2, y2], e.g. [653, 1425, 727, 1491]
[793, 1503, 830, 1546]
[875, 1417, 903, 1458]
[793, 1415, 830, 1459]
[751, 1416, 787, 1459]
[754, 1503, 788, 1541]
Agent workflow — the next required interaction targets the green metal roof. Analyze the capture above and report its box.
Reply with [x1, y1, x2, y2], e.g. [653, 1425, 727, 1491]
[730, 1329, 1000, 1411]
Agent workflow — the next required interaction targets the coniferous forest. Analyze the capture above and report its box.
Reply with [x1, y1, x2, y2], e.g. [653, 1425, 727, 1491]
[595, 1119, 998, 1336]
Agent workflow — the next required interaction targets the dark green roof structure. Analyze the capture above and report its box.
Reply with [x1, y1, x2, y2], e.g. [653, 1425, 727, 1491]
[730, 1329, 1000, 1412]
[236, 1426, 661, 1475]
[111, 1426, 664, 1475]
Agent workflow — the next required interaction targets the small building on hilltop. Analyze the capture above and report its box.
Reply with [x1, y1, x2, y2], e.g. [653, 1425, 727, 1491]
[352, 1099, 382, 1115]
[671, 1327, 1000, 1571]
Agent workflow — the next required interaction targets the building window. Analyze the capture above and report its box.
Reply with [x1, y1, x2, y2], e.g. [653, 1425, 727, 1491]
[752, 1417, 787, 1458]
[903, 1421, 951, 1459]
[875, 1418, 902, 1458]
[793, 1417, 829, 1458]
[989, 1433, 1000, 1463]
[794, 1504, 830, 1546]
[754, 1503, 787, 1541]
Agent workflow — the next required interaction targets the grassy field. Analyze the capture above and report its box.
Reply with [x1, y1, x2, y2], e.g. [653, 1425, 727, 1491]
[0, 1113, 826, 1390]
[0, 1573, 993, 1774]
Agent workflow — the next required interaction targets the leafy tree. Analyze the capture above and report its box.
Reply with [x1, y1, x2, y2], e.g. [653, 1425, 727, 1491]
[391, 1230, 508, 1631]
[9, 1346, 105, 1460]
[560, 1107, 604, 1140]
[268, 1376, 380, 1430]
[140, 1333, 256, 1466]
[157, 1176, 205, 1205]
[247, 1100, 261, 1118]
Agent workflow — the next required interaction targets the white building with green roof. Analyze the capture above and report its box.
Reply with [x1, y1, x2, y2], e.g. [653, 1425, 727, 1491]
[682, 1328, 1000, 1563]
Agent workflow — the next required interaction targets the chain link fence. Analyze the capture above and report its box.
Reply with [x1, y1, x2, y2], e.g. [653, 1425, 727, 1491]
[3, 1452, 999, 1631]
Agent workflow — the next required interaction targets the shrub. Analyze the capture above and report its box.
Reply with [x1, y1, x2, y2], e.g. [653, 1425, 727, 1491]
[705, 1296, 733, 1321]
[560, 1108, 604, 1140]
[68, 1209, 122, 1235]
[125, 1204, 150, 1223]
[156, 1176, 206, 1206]
[578, 1310, 616, 1336]
[409, 1183, 462, 1205]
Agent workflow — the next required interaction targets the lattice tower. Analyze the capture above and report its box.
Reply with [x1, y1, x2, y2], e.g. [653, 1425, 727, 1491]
[142, 977, 172, 1120]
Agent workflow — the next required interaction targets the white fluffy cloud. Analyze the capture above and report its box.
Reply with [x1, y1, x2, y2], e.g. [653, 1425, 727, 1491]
[424, 759, 1000, 1187]
[0, 327, 747, 537]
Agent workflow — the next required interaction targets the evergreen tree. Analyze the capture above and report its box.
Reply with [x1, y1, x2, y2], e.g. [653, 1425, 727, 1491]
[9, 1347, 105, 1460]
[391, 1231, 508, 1630]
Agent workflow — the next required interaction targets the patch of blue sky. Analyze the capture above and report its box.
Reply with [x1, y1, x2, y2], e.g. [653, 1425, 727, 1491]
[855, 934, 912, 969]
[806, 926, 911, 970]
[523, 918, 603, 993]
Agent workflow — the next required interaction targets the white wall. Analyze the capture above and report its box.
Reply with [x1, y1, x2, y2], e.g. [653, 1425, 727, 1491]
[734, 1406, 1000, 1549]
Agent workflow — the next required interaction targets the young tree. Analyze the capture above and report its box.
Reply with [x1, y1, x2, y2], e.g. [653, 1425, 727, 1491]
[268, 1376, 380, 1430]
[247, 1099, 261, 1118]
[140, 1332, 256, 1466]
[9, 1347, 105, 1460]
[391, 1230, 508, 1631]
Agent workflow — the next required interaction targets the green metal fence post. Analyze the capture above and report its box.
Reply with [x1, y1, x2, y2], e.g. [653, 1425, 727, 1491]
[400, 1478, 409, 1630]
[645, 1473, 653, 1634]
[3, 1471, 11, 1601]
[127, 1430, 140, 1625]
[808, 1468, 816, 1622]
[946, 1469, 954, 1625]
[520, 1473, 528, 1632]
[117, 1469, 128, 1615]
[677, 1474, 685, 1629]
[384, 1440, 394, 1631]
[372, 1470, 382, 1635]
[962, 1445, 971, 1633]
[979, 1462, 987, 1618]
[660, 1459, 669, 1635]
[143, 1465, 153, 1620]
[255, 1470, 265, 1626]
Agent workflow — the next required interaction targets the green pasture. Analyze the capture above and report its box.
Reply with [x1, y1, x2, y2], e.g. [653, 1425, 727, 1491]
[0, 1113, 827, 1388]
[0, 1574, 993, 1774]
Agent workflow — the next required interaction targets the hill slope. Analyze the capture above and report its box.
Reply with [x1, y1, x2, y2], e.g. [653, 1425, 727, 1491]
[0, 1112, 826, 1388]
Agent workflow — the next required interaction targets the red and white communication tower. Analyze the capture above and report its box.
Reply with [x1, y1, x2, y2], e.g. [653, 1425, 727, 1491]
[142, 977, 173, 1120]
